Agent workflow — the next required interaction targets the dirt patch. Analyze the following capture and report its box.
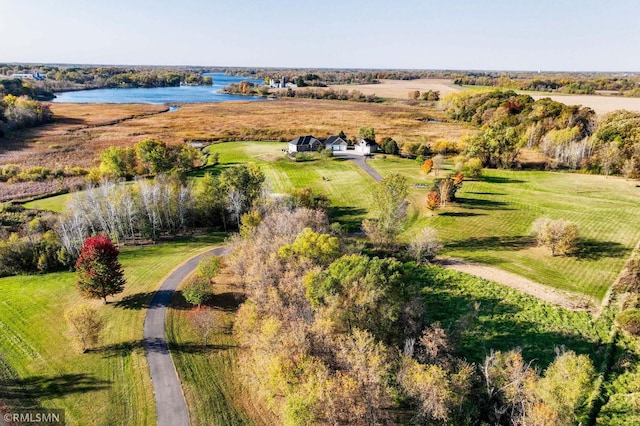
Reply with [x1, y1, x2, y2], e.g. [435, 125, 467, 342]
[439, 257, 599, 314]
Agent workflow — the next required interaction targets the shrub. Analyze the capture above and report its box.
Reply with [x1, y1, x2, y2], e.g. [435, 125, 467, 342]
[182, 275, 211, 307]
[65, 305, 104, 353]
[531, 218, 579, 256]
[616, 309, 640, 336]
[408, 228, 443, 264]
[197, 255, 222, 281]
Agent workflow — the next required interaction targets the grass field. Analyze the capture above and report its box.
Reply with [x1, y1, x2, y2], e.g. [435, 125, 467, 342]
[204, 142, 378, 230]
[0, 234, 225, 425]
[365, 156, 640, 301]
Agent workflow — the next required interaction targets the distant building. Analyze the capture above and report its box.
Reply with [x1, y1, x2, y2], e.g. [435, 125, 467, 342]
[267, 76, 286, 88]
[9, 72, 45, 81]
[323, 135, 348, 151]
[354, 138, 378, 155]
[288, 135, 321, 153]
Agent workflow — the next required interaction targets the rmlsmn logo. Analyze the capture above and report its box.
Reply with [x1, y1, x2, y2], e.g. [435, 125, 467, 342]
[3, 409, 65, 425]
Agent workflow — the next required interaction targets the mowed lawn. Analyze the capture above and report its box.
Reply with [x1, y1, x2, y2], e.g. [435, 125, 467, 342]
[204, 142, 377, 229]
[367, 156, 640, 301]
[0, 235, 225, 425]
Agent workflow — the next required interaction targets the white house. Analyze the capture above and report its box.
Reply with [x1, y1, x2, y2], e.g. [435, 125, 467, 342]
[354, 138, 378, 155]
[323, 135, 348, 151]
[288, 135, 321, 153]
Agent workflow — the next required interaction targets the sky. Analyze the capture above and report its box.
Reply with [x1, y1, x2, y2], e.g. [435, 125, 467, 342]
[2, 0, 639, 71]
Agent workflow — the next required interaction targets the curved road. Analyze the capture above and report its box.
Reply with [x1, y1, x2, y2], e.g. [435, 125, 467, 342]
[143, 246, 228, 426]
[334, 152, 382, 182]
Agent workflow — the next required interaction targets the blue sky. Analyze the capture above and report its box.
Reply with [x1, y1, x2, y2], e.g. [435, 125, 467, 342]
[2, 0, 639, 71]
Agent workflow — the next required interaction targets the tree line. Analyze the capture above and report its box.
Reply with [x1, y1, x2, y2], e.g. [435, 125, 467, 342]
[444, 90, 640, 178]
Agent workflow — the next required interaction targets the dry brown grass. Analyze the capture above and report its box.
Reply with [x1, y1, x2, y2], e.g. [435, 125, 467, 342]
[329, 78, 462, 99]
[0, 99, 473, 171]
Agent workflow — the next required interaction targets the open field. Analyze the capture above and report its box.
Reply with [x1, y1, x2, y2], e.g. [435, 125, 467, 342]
[0, 234, 225, 425]
[530, 93, 640, 115]
[366, 155, 640, 301]
[328, 78, 462, 99]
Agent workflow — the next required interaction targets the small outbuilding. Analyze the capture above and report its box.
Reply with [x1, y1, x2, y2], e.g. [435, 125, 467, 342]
[354, 138, 378, 155]
[323, 135, 348, 151]
[288, 135, 321, 153]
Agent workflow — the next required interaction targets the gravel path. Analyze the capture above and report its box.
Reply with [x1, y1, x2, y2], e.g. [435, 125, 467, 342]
[439, 257, 598, 313]
[144, 246, 228, 426]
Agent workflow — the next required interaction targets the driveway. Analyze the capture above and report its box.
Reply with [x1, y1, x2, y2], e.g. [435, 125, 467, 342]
[144, 246, 228, 426]
[334, 151, 382, 182]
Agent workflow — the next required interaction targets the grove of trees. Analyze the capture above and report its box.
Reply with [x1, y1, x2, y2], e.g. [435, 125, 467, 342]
[227, 204, 598, 425]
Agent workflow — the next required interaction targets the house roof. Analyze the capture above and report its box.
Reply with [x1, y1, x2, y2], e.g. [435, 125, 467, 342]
[324, 135, 347, 145]
[289, 135, 320, 146]
[359, 138, 378, 146]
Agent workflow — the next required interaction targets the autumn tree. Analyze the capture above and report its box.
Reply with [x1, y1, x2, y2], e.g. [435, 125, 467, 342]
[65, 304, 104, 353]
[75, 235, 126, 303]
[363, 173, 409, 247]
[188, 306, 216, 345]
[426, 190, 441, 211]
[421, 158, 433, 174]
[532, 217, 579, 256]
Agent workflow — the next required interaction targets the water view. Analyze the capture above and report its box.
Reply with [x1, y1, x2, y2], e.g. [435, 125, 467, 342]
[52, 73, 265, 104]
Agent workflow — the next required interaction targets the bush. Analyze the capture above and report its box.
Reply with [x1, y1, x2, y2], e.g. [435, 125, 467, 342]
[182, 275, 211, 307]
[408, 228, 443, 264]
[197, 255, 222, 281]
[532, 217, 579, 256]
[616, 309, 640, 336]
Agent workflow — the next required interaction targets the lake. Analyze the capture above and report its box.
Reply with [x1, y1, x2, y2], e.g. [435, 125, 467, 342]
[52, 73, 265, 104]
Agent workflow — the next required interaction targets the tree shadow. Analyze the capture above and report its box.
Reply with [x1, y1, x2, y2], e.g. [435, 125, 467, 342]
[415, 267, 609, 368]
[480, 175, 526, 184]
[454, 197, 514, 210]
[0, 373, 111, 402]
[439, 211, 487, 218]
[445, 235, 535, 252]
[573, 238, 628, 261]
[466, 191, 507, 196]
[329, 206, 367, 232]
[94, 339, 235, 358]
[204, 292, 245, 312]
[114, 292, 155, 310]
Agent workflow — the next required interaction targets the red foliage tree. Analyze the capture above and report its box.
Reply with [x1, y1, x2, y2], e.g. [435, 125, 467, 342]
[75, 235, 126, 303]
[426, 190, 441, 211]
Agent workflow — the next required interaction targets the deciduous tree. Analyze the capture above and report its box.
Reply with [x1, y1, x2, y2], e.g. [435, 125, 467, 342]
[65, 304, 104, 353]
[75, 235, 126, 303]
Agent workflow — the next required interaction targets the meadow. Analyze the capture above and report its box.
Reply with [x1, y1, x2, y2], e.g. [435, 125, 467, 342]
[0, 234, 225, 425]
[367, 155, 640, 301]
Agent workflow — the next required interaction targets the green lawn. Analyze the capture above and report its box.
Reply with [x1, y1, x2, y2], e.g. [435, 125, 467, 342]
[23, 193, 73, 213]
[0, 234, 225, 425]
[365, 156, 640, 301]
[205, 142, 377, 230]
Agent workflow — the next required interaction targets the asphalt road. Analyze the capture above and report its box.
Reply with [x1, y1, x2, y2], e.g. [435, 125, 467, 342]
[143, 246, 228, 426]
[334, 151, 382, 182]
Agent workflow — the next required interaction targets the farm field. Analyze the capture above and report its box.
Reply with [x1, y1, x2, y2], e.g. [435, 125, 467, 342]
[328, 78, 462, 99]
[0, 234, 225, 425]
[367, 155, 640, 301]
